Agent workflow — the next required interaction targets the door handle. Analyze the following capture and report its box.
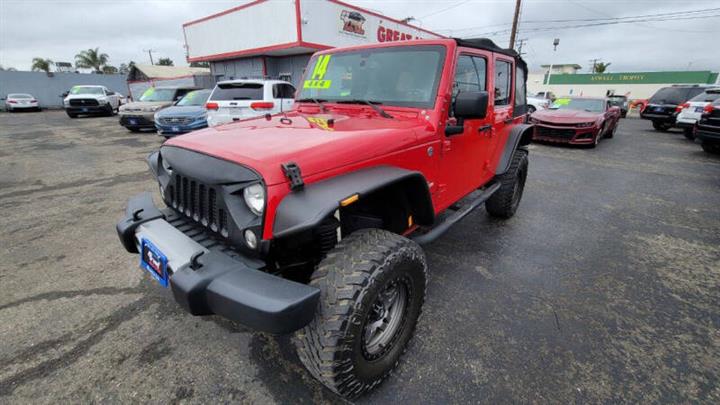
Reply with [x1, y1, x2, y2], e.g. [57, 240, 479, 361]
[478, 125, 492, 133]
[504, 118, 513, 124]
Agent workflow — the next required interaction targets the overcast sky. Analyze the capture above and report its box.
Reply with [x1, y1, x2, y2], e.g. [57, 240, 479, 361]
[1, 0, 718, 73]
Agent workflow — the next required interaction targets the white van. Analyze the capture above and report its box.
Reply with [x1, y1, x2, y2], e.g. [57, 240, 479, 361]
[206, 79, 296, 127]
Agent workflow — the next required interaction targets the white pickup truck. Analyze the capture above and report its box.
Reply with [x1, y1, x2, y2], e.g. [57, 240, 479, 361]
[63, 85, 122, 118]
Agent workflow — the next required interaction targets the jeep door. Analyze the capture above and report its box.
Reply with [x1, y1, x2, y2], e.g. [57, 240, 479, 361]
[437, 51, 495, 210]
[489, 56, 519, 168]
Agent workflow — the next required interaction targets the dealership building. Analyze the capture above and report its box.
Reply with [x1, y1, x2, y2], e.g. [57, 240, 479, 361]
[182, 0, 442, 87]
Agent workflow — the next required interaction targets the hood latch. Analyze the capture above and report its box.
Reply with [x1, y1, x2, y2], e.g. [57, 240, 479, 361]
[281, 162, 304, 191]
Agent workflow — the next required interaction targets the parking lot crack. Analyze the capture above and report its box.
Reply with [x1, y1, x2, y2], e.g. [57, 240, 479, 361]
[0, 286, 144, 312]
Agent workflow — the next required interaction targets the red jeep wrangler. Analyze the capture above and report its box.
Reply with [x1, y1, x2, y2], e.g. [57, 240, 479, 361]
[117, 38, 532, 398]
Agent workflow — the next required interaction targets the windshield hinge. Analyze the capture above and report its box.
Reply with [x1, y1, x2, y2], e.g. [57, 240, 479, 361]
[281, 162, 304, 191]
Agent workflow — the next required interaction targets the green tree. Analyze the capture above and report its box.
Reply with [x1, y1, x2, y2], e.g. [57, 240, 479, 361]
[157, 57, 174, 66]
[593, 62, 611, 74]
[190, 61, 209, 68]
[31, 57, 54, 73]
[75, 47, 109, 73]
[102, 65, 118, 74]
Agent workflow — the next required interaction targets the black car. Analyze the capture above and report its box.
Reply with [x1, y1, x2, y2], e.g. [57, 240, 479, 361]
[696, 99, 720, 154]
[641, 85, 709, 131]
[608, 95, 629, 118]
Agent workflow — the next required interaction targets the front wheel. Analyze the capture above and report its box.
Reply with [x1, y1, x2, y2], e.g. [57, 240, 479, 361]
[486, 149, 528, 218]
[294, 229, 427, 399]
[66, 111, 77, 118]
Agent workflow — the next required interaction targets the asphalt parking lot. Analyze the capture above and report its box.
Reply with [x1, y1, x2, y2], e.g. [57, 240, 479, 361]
[1, 110, 719, 404]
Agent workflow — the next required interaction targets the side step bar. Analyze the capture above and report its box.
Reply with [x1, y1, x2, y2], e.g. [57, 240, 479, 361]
[412, 182, 501, 245]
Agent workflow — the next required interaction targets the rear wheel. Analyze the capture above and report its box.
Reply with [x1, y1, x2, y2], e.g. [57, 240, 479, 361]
[701, 142, 720, 154]
[652, 121, 671, 131]
[294, 229, 427, 399]
[486, 148, 528, 219]
[683, 127, 695, 140]
[606, 122, 616, 139]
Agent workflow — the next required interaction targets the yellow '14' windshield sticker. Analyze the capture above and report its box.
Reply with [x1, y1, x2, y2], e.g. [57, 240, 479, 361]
[304, 55, 332, 89]
[554, 98, 571, 105]
[142, 87, 156, 98]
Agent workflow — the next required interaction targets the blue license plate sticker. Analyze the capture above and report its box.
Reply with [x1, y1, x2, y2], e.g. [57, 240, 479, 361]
[140, 238, 169, 287]
[82, 108, 88, 112]
[129, 119, 137, 125]
[654, 107, 663, 112]
[695, 107, 704, 113]
[172, 126, 180, 132]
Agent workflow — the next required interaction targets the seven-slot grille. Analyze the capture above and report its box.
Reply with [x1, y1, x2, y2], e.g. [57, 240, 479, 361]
[69, 98, 100, 106]
[167, 175, 229, 237]
[536, 126, 576, 139]
[158, 116, 194, 126]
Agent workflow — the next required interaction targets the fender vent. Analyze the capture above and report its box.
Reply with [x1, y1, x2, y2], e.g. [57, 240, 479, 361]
[281, 162, 304, 190]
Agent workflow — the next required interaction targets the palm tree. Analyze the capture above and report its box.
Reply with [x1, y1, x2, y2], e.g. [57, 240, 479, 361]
[593, 62, 611, 74]
[157, 58, 174, 66]
[75, 48, 109, 73]
[31, 57, 54, 73]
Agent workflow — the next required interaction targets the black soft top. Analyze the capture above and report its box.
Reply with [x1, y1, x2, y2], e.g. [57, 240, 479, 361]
[454, 38, 528, 76]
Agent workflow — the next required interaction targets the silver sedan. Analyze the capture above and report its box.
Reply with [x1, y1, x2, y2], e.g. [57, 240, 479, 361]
[4, 93, 40, 111]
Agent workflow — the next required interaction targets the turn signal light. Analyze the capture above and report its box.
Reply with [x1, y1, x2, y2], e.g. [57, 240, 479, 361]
[250, 102, 274, 110]
[205, 102, 219, 110]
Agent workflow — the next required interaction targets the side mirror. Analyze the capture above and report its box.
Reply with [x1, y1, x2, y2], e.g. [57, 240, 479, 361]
[455, 91, 489, 119]
[61, 91, 69, 98]
[446, 91, 489, 136]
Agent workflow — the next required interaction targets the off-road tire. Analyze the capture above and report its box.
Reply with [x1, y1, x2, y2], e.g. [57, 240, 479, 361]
[701, 142, 720, 154]
[486, 148, 528, 219]
[66, 111, 77, 118]
[652, 121, 670, 131]
[683, 127, 695, 140]
[294, 229, 427, 399]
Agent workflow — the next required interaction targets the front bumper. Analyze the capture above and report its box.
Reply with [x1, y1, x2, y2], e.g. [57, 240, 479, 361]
[675, 119, 696, 129]
[119, 114, 155, 129]
[155, 120, 208, 136]
[532, 124, 599, 145]
[116, 192, 320, 334]
[66, 105, 106, 114]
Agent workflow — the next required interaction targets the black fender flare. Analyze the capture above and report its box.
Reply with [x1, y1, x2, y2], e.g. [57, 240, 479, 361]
[496, 124, 533, 175]
[272, 166, 434, 238]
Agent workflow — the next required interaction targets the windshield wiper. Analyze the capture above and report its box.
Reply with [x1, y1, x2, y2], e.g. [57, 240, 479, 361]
[296, 98, 328, 113]
[336, 99, 394, 119]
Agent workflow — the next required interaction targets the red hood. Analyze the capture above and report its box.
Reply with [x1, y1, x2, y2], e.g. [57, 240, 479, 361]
[165, 109, 426, 186]
[533, 108, 602, 124]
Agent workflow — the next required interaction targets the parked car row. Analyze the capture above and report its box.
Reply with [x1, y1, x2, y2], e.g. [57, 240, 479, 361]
[695, 99, 720, 154]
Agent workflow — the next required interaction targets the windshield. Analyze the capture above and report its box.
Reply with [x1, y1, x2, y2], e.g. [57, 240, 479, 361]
[689, 90, 720, 103]
[9, 94, 32, 99]
[210, 83, 264, 101]
[140, 88, 176, 102]
[176, 90, 211, 106]
[550, 98, 605, 112]
[297, 45, 445, 108]
[70, 86, 103, 95]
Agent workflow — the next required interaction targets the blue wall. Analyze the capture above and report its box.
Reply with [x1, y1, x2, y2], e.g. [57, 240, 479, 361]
[0, 71, 128, 108]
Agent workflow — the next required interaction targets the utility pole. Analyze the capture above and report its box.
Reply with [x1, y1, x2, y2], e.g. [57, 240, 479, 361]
[515, 38, 528, 56]
[144, 49, 155, 65]
[509, 0, 522, 49]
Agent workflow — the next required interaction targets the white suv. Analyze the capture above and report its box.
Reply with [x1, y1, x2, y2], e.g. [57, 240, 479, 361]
[206, 79, 296, 127]
[676, 88, 720, 139]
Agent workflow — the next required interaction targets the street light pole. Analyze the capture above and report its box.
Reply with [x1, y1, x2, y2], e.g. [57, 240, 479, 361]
[545, 38, 560, 86]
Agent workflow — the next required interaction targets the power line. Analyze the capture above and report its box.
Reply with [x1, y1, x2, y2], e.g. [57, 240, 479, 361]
[417, 0, 472, 20]
[435, 7, 720, 34]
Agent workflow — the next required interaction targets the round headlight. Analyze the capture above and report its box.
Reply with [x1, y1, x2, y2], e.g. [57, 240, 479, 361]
[243, 184, 265, 216]
[244, 229, 258, 249]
